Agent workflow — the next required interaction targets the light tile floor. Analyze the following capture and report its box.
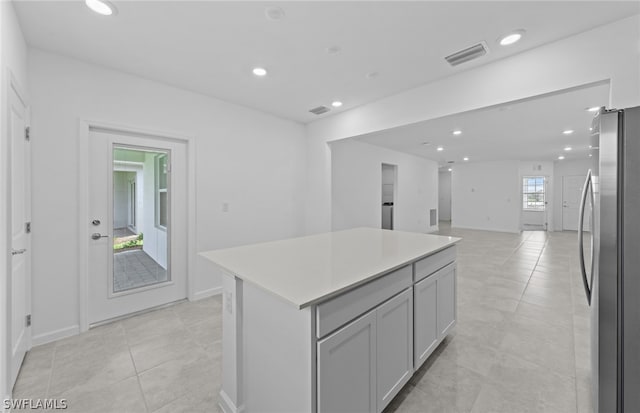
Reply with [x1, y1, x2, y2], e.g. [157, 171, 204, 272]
[13, 224, 592, 412]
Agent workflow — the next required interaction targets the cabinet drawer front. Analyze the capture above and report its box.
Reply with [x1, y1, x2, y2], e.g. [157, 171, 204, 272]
[414, 246, 456, 282]
[316, 265, 412, 339]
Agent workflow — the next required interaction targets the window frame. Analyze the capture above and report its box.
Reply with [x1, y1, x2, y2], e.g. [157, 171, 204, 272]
[155, 153, 169, 231]
[522, 176, 546, 211]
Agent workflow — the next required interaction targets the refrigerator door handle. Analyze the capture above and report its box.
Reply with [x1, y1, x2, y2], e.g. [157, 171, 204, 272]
[578, 169, 594, 305]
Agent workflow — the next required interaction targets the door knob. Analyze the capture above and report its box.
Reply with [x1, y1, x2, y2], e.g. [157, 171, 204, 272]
[91, 233, 109, 240]
[91, 219, 101, 226]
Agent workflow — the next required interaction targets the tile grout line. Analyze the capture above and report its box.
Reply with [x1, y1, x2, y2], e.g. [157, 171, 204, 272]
[44, 342, 58, 398]
[513, 233, 550, 313]
[126, 322, 152, 413]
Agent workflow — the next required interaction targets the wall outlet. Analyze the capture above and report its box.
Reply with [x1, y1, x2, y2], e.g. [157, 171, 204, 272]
[222, 202, 229, 213]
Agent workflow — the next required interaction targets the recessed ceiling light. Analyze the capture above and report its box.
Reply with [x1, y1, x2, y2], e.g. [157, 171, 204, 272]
[589, 127, 593, 131]
[586, 106, 600, 112]
[448, 168, 452, 172]
[499, 30, 525, 46]
[563, 129, 574, 135]
[589, 154, 593, 157]
[252, 67, 267, 77]
[463, 157, 469, 161]
[558, 155, 565, 160]
[85, 0, 115, 15]
[331, 101, 343, 108]
[437, 146, 444, 151]
[589, 145, 593, 149]
[564, 146, 572, 151]
[452, 130, 462, 136]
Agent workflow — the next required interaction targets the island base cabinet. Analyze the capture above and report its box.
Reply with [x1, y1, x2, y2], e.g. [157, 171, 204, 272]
[376, 288, 413, 412]
[317, 309, 377, 413]
[437, 264, 456, 337]
[317, 288, 414, 413]
[414, 275, 438, 368]
[414, 263, 457, 369]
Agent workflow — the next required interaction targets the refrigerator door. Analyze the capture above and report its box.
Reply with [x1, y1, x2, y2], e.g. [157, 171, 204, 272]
[621, 106, 640, 412]
[595, 108, 619, 413]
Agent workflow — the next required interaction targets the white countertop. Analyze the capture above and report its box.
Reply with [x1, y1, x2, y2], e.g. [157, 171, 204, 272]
[200, 228, 460, 309]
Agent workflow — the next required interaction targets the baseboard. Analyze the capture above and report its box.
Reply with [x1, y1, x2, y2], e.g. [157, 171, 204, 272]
[451, 224, 519, 234]
[219, 389, 243, 413]
[193, 286, 222, 301]
[32, 325, 79, 347]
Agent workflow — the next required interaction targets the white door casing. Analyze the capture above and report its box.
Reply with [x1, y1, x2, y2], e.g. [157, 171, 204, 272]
[7, 77, 31, 392]
[86, 128, 188, 325]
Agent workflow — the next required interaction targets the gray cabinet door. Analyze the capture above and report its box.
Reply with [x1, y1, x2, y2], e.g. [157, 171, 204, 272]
[414, 274, 438, 369]
[437, 265, 456, 337]
[376, 288, 413, 412]
[317, 309, 377, 413]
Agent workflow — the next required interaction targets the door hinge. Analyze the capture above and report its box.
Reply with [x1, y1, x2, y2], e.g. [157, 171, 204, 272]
[26, 314, 31, 327]
[25, 222, 31, 234]
[25, 126, 30, 141]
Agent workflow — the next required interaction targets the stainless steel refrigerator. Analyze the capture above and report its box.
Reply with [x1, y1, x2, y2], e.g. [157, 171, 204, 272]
[580, 106, 640, 413]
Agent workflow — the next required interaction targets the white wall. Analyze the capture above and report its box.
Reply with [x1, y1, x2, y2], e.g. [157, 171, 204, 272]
[518, 161, 554, 230]
[28, 49, 307, 344]
[553, 158, 592, 231]
[304, 15, 640, 235]
[331, 139, 438, 233]
[451, 161, 521, 233]
[1, 0, 28, 401]
[438, 171, 451, 221]
[450, 160, 554, 233]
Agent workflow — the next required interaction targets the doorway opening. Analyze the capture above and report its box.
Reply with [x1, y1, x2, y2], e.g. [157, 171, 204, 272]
[381, 163, 397, 230]
[438, 169, 452, 226]
[83, 126, 189, 327]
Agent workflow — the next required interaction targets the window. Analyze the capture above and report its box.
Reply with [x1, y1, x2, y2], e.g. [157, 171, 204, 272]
[522, 176, 545, 210]
[155, 154, 168, 229]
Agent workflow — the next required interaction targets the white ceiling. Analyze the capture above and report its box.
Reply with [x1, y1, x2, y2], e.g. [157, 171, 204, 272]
[354, 81, 610, 165]
[13, 1, 639, 123]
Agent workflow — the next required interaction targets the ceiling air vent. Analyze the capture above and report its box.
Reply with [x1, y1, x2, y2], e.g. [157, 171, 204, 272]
[309, 106, 331, 115]
[445, 42, 488, 66]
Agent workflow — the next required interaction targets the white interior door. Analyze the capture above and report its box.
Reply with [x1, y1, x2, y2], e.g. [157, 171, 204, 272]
[563, 175, 587, 231]
[8, 83, 31, 390]
[87, 129, 187, 325]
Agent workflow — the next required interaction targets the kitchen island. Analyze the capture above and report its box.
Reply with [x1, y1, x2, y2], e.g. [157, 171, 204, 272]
[201, 227, 461, 413]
